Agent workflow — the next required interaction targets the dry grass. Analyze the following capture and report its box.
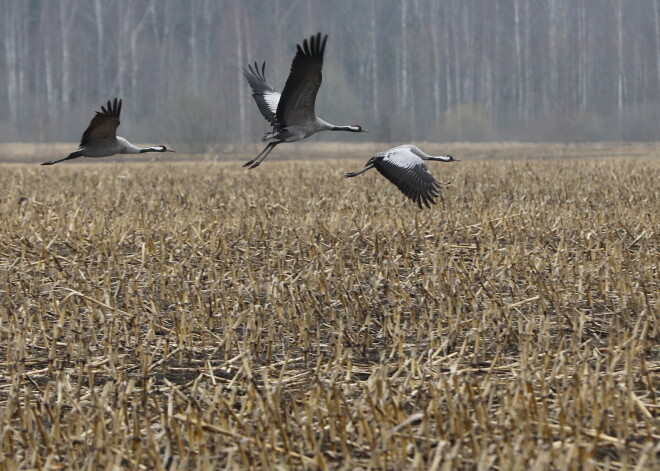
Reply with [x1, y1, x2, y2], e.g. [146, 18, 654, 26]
[1, 140, 658, 164]
[0, 148, 658, 469]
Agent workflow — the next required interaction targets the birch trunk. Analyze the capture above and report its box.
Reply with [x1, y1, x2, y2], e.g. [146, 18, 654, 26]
[547, 0, 558, 112]
[523, 0, 532, 118]
[189, 1, 199, 93]
[616, 0, 624, 133]
[42, 5, 56, 119]
[400, 0, 408, 109]
[430, 2, 441, 123]
[653, 0, 660, 94]
[234, 1, 246, 143]
[94, 0, 105, 101]
[130, 2, 151, 103]
[4, 0, 18, 117]
[369, 0, 379, 120]
[59, 0, 73, 107]
[578, 0, 588, 111]
[513, 0, 523, 117]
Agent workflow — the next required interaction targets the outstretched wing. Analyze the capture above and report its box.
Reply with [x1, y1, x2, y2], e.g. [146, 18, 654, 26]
[80, 98, 121, 147]
[374, 148, 444, 209]
[243, 62, 281, 126]
[276, 33, 328, 127]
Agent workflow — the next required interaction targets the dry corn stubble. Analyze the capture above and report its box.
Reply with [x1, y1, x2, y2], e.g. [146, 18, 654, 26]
[0, 152, 658, 470]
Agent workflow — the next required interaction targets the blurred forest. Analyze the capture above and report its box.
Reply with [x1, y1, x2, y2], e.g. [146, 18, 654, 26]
[1, 0, 659, 151]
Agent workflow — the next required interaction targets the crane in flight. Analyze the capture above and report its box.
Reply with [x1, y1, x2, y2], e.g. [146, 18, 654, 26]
[42, 98, 174, 165]
[243, 33, 368, 169]
[345, 145, 458, 209]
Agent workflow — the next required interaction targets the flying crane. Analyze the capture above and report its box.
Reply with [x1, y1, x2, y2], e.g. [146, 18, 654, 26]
[243, 33, 368, 169]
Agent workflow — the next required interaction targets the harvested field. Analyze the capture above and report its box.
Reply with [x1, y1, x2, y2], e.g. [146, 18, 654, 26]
[0, 149, 658, 469]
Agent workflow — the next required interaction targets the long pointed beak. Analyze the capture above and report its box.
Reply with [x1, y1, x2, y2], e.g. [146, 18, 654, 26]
[167, 148, 176, 153]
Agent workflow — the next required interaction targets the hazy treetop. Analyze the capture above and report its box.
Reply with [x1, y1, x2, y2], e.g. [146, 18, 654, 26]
[1, 0, 659, 150]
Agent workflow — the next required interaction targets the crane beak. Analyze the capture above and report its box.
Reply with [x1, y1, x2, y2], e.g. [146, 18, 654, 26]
[167, 148, 176, 152]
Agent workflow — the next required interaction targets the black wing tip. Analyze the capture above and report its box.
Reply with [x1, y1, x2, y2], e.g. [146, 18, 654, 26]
[244, 61, 267, 80]
[99, 97, 122, 117]
[298, 32, 328, 59]
[411, 192, 437, 209]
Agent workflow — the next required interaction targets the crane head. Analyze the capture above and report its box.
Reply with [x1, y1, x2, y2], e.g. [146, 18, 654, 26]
[349, 125, 369, 133]
[154, 145, 176, 152]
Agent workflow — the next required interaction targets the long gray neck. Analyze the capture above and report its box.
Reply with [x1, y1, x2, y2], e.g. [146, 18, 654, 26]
[427, 155, 454, 162]
[409, 145, 453, 161]
[331, 125, 357, 132]
[117, 137, 148, 154]
[138, 146, 164, 154]
[316, 118, 358, 133]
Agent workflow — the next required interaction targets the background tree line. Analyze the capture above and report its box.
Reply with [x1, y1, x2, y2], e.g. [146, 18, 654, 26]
[1, 0, 659, 152]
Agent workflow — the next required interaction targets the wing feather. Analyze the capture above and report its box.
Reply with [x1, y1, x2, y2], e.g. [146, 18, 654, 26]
[374, 152, 443, 209]
[243, 61, 281, 125]
[276, 33, 328, 127]
[80, 98, 121, 147]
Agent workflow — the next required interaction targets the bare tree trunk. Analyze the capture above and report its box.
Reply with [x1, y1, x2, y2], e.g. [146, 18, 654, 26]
[430, 2, 441, 123]
[452, 1, 462, 105]
[462, 3, 473, 103]
[547, 0, 558, 113]
[59, 0, 74, 107]
[130, 2, 151, 104]
[616, 0, 624, 135]
[578, 0, 588, 112]
[189, 1, 199, 93]
[513, 0, 523, 118]
[444, 3, 453, 112]
[94, 0, 105, 101]
[116, 1, 129, 101]
[4, 0, 19, 118]
[42, 5, 56, 119]
[202, 0, 213, 88]
[400, 0, 408, 108]
[653, 0, 660, 95]
[157, 0, 174, 100]
[369, 0, 379, 121]
[523, 0, 532, 118]
[234, 1, 246, 143]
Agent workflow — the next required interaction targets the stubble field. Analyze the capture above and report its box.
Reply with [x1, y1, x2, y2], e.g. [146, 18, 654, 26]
[0, 145, 658, 470]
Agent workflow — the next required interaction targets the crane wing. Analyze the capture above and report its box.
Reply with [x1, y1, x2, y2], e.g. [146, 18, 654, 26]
[243, 62, 281, 126]
[80, 98, 121, 147]
[276, 33, 328, 127]
[374, 150, 444, 209]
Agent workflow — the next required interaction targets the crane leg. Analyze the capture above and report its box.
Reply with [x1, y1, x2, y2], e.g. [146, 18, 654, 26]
[244, 142, 279, 169]
[41, 151, 83, 166]
[344, 164, 374, 178]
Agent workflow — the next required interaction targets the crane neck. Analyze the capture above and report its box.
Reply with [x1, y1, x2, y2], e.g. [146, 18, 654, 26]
[117, 137, 168, 154]
[139, 146, 165, 153]
[330, 124, 361, 132]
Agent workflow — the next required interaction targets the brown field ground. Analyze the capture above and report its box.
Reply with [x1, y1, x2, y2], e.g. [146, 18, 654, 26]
[0, 143, 658, 469]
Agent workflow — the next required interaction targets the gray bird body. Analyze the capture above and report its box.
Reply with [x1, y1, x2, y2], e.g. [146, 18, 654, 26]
[345, 145, 458, 209]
